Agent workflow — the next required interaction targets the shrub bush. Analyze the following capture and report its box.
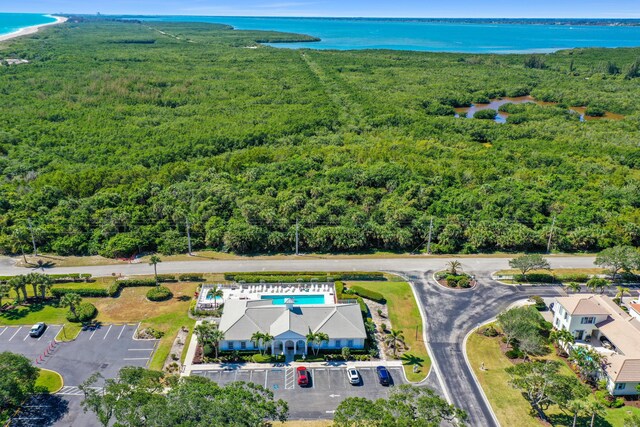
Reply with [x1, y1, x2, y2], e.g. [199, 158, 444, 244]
[224, 271, 385, 281]
[108, 278, 157, 297]
[530, 295, 546, 310]
[514, 273, 556, 283]
[350, 286, 385, 303]
[473, 109, 498, 120]
[505, 348, 524, 359]
[557, 273, 590, 283]
[147, 286, 173, 301]
[66, 302, 97, 322]
[483, 326, 499, 337]
[445, 274, 472, 288]
[156, 274, 177, 283]
[178, 273, 205, 281]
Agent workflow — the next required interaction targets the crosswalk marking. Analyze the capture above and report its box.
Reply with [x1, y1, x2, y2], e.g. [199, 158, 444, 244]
[57, 386, 102, 396]
[284, 367, 295, 390]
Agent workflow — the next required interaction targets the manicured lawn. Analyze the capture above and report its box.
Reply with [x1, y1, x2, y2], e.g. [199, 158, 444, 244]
[87, 282, 198, 370]
[346, 281, 430, 382]
[36, 369, 63, 393]
[496, 268, 605, 277]
[467, 328, 640, 427]
[0, 300, 68, 325]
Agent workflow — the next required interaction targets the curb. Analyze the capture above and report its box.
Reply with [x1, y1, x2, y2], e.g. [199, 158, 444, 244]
[38, 368, 64, 394]
[431, 270, 477, 292]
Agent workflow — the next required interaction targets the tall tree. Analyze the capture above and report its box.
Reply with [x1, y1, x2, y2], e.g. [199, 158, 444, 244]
[587, 401, 606, 427]
[334, 385, 467, 427]
[38, 274, 53, 300]
[446, 260, 462, 275]
[549, 329, 575, 355]
[149, 255, 162, 287]
[614, 285, 631, 305]
[497, 306, 543, 348]
[569, 347, 605, 382]
[509, 254, 550, 282]
[0, 351, 39, 414]
[206, 286, 223, 309]
[595, 245, 640, 280]
[8, 276, 28, 302]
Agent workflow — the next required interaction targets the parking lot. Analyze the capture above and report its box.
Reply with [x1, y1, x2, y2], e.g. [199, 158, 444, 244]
[0, 324, 63, 360]
[193, 365, 406, 418]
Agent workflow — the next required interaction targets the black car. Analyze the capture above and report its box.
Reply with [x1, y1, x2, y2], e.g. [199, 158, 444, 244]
[376, 366, 391, 386]
[29, 322, 46, 338]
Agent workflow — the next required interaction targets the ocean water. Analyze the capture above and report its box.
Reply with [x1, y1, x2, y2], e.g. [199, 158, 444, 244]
[133, 16, 640, 53]
[0, 13, 56, 37]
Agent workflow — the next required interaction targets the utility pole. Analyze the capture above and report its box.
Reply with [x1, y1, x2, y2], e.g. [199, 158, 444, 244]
[27, 218, 37, 256]
[546, 216, 556, 254]
[295, 219, 299, 256]
[185, 218, 192, 256]
[426, 217, 434, 254]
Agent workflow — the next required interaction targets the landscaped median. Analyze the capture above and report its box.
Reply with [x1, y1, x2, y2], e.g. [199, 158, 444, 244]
[35, 368, 63, 393]
[466, 324, 640, 426]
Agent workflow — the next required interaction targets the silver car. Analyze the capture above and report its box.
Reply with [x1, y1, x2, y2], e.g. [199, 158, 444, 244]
[346, 368, 360, 385]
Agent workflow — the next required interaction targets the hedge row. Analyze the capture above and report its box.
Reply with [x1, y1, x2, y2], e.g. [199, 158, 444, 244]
[514, 273, 557, 283]
[147, 286, 173, 301]
[156, 274, 178, 283]
[66, 302, 97, 322]
[349, 286, 386, 303]
[51, 288, 109, 298]
[224, 271, 385, 281]
[178, 273, 205, 281]
[0, 273, 92, 284]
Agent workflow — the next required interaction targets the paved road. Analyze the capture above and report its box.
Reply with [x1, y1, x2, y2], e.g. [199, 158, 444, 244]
[405, 270, 566, 427]
[0, 255, 596, 277]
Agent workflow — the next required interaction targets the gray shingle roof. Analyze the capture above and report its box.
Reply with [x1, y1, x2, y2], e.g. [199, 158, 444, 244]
[218, 299, 366, 341]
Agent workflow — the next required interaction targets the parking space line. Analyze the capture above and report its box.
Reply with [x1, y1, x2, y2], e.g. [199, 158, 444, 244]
[23, 331, 30, 341]
[9, 327, 22, 341]
[117, 325, 126, 340]
[89, 327, 99, 340]
[132, 323, 140, 340]
[0, 327, 7, 337]
[264, 370, 269, 388]
[103, 325, 113, 340]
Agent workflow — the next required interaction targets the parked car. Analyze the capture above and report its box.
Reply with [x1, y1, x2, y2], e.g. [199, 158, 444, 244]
[346, 367, 360, 385]
[297, 366, 309, 386]
[29, 322, 46, 338]
[376, 366, 391, 386]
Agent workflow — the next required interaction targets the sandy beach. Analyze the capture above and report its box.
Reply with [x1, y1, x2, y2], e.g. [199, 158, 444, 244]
[0, 15, 67, 42]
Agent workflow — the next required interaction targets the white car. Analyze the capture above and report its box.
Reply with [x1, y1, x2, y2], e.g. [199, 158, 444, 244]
[346, 368, 360, 385]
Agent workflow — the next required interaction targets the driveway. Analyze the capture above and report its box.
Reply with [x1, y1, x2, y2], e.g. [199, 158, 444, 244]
[193, 365, 406, 419]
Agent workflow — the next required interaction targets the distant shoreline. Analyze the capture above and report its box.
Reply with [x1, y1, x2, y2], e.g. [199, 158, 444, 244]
[0, 15, 67, 42]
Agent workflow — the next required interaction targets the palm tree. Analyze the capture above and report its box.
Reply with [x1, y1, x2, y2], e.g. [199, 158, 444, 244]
[586, 278, 609, 294]
[210, 329, 225, 358]
[566, 400, 584, 427]
[8, 276, 28, 302]
[26, 272, 41, 299]
[251, 331, 265, 355]
[38, 275, 53, 300]
[385, 329, 405, 357]
[59, 293, 82, 318]
[614, 286, 631, 305]
[207, 286, 224, 309]
[194, 320, 217, 345]
[446, 260, 462, 275]
[0, 283, 10, 307]
[549, 329, 575, 355]
[564, 282, 581, 293]
[587, 401, 605, 427]
[569, 347, 604, 382]
[149, 255, 161, 287]
[262, 333, 274, 355]
[307, 331, 328, 356]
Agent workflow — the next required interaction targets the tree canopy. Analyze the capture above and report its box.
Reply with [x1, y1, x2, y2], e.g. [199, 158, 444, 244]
[0, 352, 39, 418]
[1, 20, 640, 256]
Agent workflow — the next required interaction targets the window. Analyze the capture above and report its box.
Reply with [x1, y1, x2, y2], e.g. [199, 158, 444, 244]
[347, 340, 354, 347]
[228, 341, 234, 350]
[554, 319, 559, 327]
[581, 317, 596, 324]
[240, 341, 246, 350]
[616, 383, 626, 390]
[335, 339, 341, 348]
[563, 312, 568, 320]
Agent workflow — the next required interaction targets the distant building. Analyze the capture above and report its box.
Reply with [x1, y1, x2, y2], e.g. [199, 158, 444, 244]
[552, 294, 640, 395]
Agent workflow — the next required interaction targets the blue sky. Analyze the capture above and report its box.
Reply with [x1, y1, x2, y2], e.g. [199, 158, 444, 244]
[5, 0, 640, 18]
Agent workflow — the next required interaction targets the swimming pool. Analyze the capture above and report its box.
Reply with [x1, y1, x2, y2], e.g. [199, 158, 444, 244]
[205, 295, 224, 304]
[261, 294, 326, 305]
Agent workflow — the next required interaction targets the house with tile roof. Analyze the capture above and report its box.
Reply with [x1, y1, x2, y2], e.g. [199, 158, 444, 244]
[552, 294, 640, 396]
[217, 298, 367, 359]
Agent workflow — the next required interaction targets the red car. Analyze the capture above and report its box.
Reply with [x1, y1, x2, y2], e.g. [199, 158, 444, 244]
[297, 366, 309, 386]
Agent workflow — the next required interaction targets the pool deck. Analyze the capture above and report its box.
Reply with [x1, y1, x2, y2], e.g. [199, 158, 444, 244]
[197, 282, 336, 310]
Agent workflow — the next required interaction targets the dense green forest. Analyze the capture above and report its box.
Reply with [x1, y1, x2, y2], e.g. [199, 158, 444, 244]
[0, 19, 639, 257]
